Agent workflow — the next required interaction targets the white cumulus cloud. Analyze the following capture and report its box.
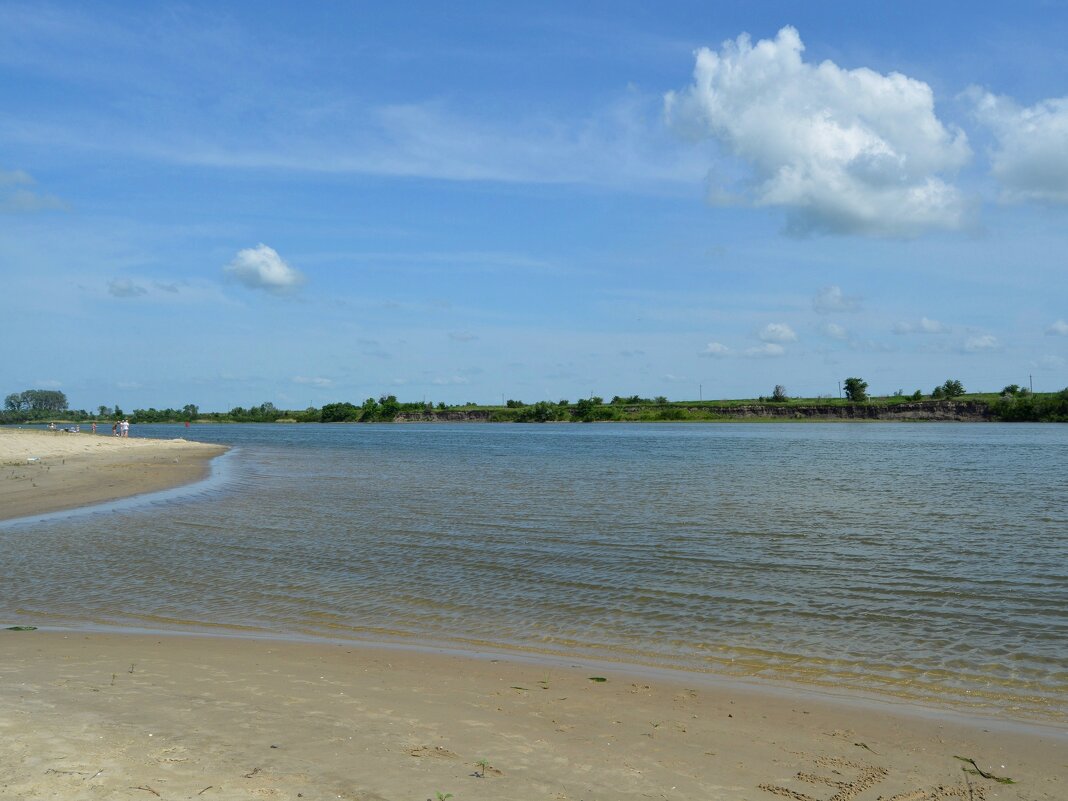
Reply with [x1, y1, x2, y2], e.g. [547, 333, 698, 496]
[700, 341, 730, 357]
[665, 26, 970, 236]
[813, 285, 861, 313]
[759, 323, 797, 343]
[963, 334, 999, 352]
[225, 244, 305, 294]
[1046, 319, 1068, 336]
[970, 90, 1068, 204]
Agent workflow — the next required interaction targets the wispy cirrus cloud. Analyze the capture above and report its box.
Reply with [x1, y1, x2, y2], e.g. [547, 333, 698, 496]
[893, 317, 947, 335]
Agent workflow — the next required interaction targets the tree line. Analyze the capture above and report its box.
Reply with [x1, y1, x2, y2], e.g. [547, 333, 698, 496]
[4, 382, 1067, 425]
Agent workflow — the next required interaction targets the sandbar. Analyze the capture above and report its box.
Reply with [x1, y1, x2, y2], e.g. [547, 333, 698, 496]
[0, 428, 227, 522]
[0, 630, 1063, 800]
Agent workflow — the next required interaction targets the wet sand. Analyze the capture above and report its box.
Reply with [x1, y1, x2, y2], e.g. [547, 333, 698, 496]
[0, 428, 227, 522]
[0, 631, 1063, 801]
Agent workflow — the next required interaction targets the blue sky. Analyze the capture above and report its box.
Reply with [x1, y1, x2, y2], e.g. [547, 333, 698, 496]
[2, 1, 1067, 411]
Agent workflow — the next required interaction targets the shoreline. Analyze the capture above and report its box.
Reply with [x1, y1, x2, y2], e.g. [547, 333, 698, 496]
[12, 621, 1068, 739]
[0, 428, 228, 522]
[1, 630, 1063, 800]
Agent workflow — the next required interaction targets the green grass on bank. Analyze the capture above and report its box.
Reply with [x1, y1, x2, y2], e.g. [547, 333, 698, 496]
[3, 390, 1066, 426]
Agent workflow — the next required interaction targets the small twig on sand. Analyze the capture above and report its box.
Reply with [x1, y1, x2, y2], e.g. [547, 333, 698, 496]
[132, 786, 161, 797]
[197, 786, 214, 796]
[954, 755, 1015, 784]
[854, 742, 880, 755]
[243, 767, 261, 779]
[85, 768, 104, 782]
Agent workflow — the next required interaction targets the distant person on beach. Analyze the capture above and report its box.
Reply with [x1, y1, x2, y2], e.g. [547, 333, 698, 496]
[112, 421, 118, 436]
[91, 422, 96, 433]
[123, 419, 130, 437]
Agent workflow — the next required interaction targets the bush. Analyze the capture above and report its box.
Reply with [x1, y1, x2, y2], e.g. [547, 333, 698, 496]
[843, 377, 868, 402]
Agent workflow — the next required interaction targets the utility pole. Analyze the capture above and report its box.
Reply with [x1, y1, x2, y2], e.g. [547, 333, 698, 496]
[838, 381, 842, 399]
[1030, 374, 1033, 394]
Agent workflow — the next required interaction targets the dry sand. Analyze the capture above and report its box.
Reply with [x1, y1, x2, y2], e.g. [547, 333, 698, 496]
[0, 428, 227, 522]
[0, 631, 1062, 801]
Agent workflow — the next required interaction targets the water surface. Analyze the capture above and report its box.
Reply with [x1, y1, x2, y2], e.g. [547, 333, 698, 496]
[2, 423, 1065, 722]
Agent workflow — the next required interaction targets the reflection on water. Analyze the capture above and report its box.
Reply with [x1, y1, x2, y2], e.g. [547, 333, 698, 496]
[2, 423, 1066, 722]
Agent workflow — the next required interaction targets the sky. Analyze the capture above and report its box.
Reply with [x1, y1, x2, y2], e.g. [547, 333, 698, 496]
[2, 1, 1067, 411]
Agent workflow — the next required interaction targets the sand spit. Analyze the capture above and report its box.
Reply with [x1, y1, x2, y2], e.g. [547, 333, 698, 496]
[0, 428, 227, 522]
[0, 631, 1062, 801]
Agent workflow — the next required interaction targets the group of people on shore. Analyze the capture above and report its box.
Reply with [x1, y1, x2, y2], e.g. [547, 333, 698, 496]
[46, 420, 131, 436]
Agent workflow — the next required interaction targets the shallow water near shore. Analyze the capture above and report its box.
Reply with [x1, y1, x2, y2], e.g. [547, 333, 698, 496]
[2, 422, 1066, 723]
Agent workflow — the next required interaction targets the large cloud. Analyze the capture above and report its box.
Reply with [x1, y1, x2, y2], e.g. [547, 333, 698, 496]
[970, 90, 1068, 204]
[224, 244, 305, 294]
[665, 27, 971, 236]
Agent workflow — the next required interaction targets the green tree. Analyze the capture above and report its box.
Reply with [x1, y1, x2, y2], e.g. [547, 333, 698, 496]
[377, 394, 400, 421]
[843, 377, 868, 402]
[321, 402, 360, 422]
[516, 400, 559, 422]
[771, 385, 788, 402]
[940, 379, 965, 398]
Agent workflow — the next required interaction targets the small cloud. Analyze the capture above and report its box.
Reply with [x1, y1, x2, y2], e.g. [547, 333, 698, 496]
[962, 334, 999, 352]
[893, 316, 947, 334]
[0, 168, 66, 213]
[33, 378, 63, 389]
[293, 376, 334, 388]
[448, 331, 478, 342]
[700, 341, 730, 357]
[819, 322, 848, 340]
[116, 381, 142, 390]
[813, 286, 861, 314]
[619, 348, 646, 358]
[662, 373, 687, 383]
[108, 278, 148, 298]
[1046, 319, 1068, 336]
[153, 281, 180, 294]
[745, 343, 786, 357]
[759, 323, 797, 343]
[431, 375, 470, 385]
[224, 243, 305, 294]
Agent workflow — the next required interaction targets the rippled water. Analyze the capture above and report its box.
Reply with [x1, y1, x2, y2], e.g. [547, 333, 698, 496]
[2, 423, 1066, 722]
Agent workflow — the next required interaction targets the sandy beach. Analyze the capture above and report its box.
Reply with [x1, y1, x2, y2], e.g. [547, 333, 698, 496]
[0, 631, 1062, 801]
[0, 428, 227, 522]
